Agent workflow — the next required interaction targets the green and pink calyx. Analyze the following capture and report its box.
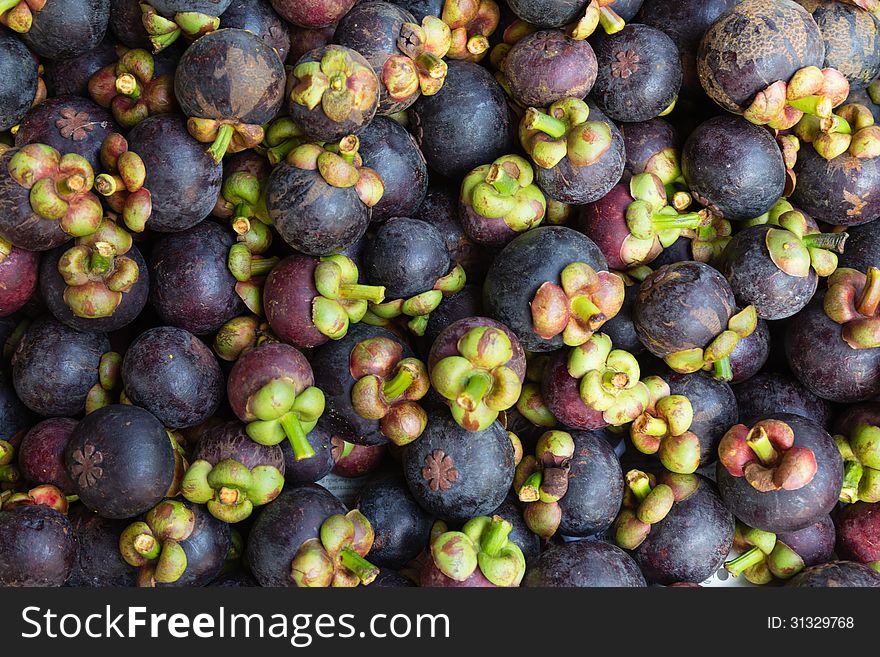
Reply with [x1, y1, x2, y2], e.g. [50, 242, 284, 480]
[290, 510, 379, 587]
[431, 326, 522, 432]
[217, 169, 270, 236]
[764, 209, 847, 278]
[688, 212, 732, 264]
[442, 0, 499, 61]
[310, 255, 386, 341]
[85, 351, 122, 414]
[719, 419, 818, 492]
[630, 377, 700, 474]
[520, 98, 612, 170]
[244, 379, 326, 462]
[1, 483, 72, 514]
[0, 0, 43, 33]
[260, 117, 306, 166]
[350, 336, 429, 445]
[120, 499, 196, 587]
[569, 0, 626, 40]
[794, 102, 880, 161]
[744, 66, 849, 131]
[213, 315, 272, 362]
[429, 515, 526, 586]
[614, 470, 699, 549]
[664, 305, 757, 381]
[824, 267, 880, 349]
[7, 143, 104, 238]
[384, 16, 451, 99]
[87, 48, 176, 128]
[181, 458, 284, 523]
[515, 430, 574, 539]
[461, 154, 546, 236]
[95, 133, 152, 233]
[724, 523, 807, 584]
[291, 46, 380, 123]
[227, 225, 277, 317]
[531, 262, 625, 346]
[140, 1, 219, 53]
[836, 428, 880, 504]
[515, 382, 557, 428]
[0, 439, 19, 485]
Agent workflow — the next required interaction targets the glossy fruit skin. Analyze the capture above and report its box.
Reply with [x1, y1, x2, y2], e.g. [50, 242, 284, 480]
[40, 243, 149, 333]
[64, 404, 176, 519]
[681, 115, 785, 221]
[838, 217, 880, 272]
[414, 183, 486, 281]
[246, 483, 348, 587]
[155, 499, 231, 587]
[716, 413, 843, 533]
[786, 293, 880, 403]
[778, 514, 835, 569]
[579, 183, 646, 271]
[21, 0, 110, 59]
[357, 472, 433, 569]
[227, 341, 314, 422]
[534, 104, 626, 205]
[423, 285, 484, 350]
[832, 402, 880, 438]
[175, 29, 286, 127]
[506, 0, 588, 28]
[591, 24, 682, 123]
[221, 0, 291, 62]
[12, 318, 109, 417]
[0, 505, 78, 587]
[664, 371, 737, 464]
[505, 30, 598, 108]
[281, 424, 334, 483]
[618, 117, 680, 183]
[786, 561, 880, 587]
[332, 441, 387, 477]
[792, 147, 880, 227]
[601, 284, 643, 355]
[149, 221, 245, 335]
[719, 225, 817, 320]
[835, 502, 880, 565]
[44, 38, 118, 98]
[0, 33, 39, 132]
[272, 0, 356, 27]
[523, 539, 647, 587]
[558, 430, 624, 537]
[311, 323, 414, 446]
[807, 1, 880, 88]
[633, 476, 734, 584]
[67, 506, 138, 587]
[127, 114, 223, 232]
[18, 417, 78, 494]
[428, 316, 527, 380]
[0, 247, 39, 317]
[733, 372, 832, 428]
[483, 226, 609, 352]
[15, 95, 118, 172]
[411, 60, 514, 179]
[402, 412, 514, 522]
[194, 420, 285, 473]
[358, 116, 428, 223]
[364, 217, 450, 298]
[262, 255, 328, 349]
[541, 350, 606, 431]
[266, 160, 371, 257]
[493, 496, 542, 563]
[728, 317, 770, 384]
[122, 326, 225, 429]
[0, 370, 34, 442]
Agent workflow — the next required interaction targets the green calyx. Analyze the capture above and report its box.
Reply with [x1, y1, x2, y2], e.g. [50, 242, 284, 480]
[629, 376, 700, 474]
[794, 102, 880, 161]
[690, 213, 732, 264]
[0, 439, 19, 484]
[836, 430, 880, 503]
[181, 459, 284, 523]
[461, 154, 546, 233]
[663, 306, 758, 381]
[367, 264, 466, 336]
[519, 98, 611, 169]
[515, 432, 574, 539]
[290, 510, 378, 587]
[613, 470, 676, 550]
[120, 500, 195, 586]
[290, 46, 378, 124]
[262, 118, 306, 166]
[431, 326, 522, 432]
[824, 267, 880, 349]
[287, 138, 385, 208]
[568, 1, 625, 40]
[443, 0, 499, 62]
[765, 209, 847, 278]
[515, 383, 556, 428]
[221, 171, 267, 235]
[140, 3, 219, 53]
[626, 173, 708, 247]
[744, 67, 848, 131]
[462, 515, 526, 587]
[97, 133, 152, 233]
[312, 254, 385, 340]
[724, 524, 805, 581]
[85, 351, 123, 414]
[245, 379, 325, 461]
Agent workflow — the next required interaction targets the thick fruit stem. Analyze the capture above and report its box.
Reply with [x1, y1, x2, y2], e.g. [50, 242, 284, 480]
[338, 283, 386, 304]
[382, 368, 413, 400]
[725, 546, 766, 577]
[788, 95, 832, 119]
[339, 547, 379, 585]
[714, 357, 733, 382]
[457, 371, 492, 410]
[746, 427, 777, 466]
[650, 211, 704, 232]
[480, 517, 512, 558]
[279, 414, 316, 461]
[523, 108, 567, 139]
[801, 231, 848, 253]
[207, 124, 234, 163]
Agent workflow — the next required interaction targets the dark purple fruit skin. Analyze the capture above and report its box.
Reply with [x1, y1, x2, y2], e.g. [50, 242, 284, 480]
[591, 24, 682, 123]
[266, 161, 370, 257]
[281, 424, 334, 483]
[807, 1, 880, 88]
[719, 225, 817, 320]
[697, 0, 825, 113]
[523, 539, 647, 587]
[602, 284, 644, 355]
[64, 404, 176, 520]
[388, 0, 441, 22]
[559, 430, 624, 537]
[0, 148, 68, 251]
[493, 496, 541, 563]
[15, 95, 118, 172]
[786, 293, 880, 403]
[67, 505, 137, 587]
[108, 0, 152, 48]
[148, 0, 233, 15]
[210, 571, 259, 587]
[835, 502, 880, 565]
[578, 183, 641, 271]
[609, 0, 643, 21]
[413, 183, 485, 280]
[175, 29, 286, 126]
[149, 221, 245, 335]
[263, 255, 328, 349]
[716, 413, 843, 533]
[371, 567, 416, 587]
[792, 146, 880, 227]
[665, 371, 737, 464]
[358, 116, 428, 223]
[411, 60, 514, 180]
[12, 317, 109, 417]
[505, 30, 598, 108]
[402, 412, 514, 522]
[227, 342, 314, 423]
[0, 505, 78, 587]
[18, 418, 78, 494]
[44, 38, 118, 98]
[728, 317, 770, 384]
[272, 0, 356, 27]
[332, 441, 386, 477]
[40, 243, 149, 333]
[786, 561, 880, 587]
[681, 115, 786, 221]
[127, 114, 223, 232]
[534, 104, 625, 205]
[618, 117, 680, 183]
[286, 24, 335, 63]
[122, 326, 225, 429]
[733, 372, 832, 428]
[542, 350, 607, 431]
[356, 472, 434, 569]
[311, 323, 415, 446]
[420, 559, 496, 587]
[0, 370, 35, 442]
[428, 316, 527, 381]
[847, 85, 880, 123]
[634, 260, 737, 358]
[156, 499, 231, 587]
[483, 226, 609, 352]
[221, 0, 291, 62]
[364, 217, 450, 298]
[0, 32, 39, 132]
[633, 476, 733, 584]
[246, 482, 348, 587]
[832, 402, 880, 438]
[506, 0, 587, 28]
[423, 285, 483, 350]
[838, 217, 880, 272]
[0, 246, 39, 317]
[194, 420, 285, 474]
[21, 0, 109, 59]
[778, 514, 835, 568]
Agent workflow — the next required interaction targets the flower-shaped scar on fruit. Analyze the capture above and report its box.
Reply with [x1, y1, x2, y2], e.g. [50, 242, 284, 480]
[614, 470, 698, 549]
[719, 419, 818, 493]
[87, 48, 176, 128]
[290, 510, 379, 587]
[181, 459, 284, 524]
[630, 376, 700, 474]
[431, 326, 522, 431]
[120, 499, 195, 586]
[836, 429, 880, 504]
[94, 133, 152, 233]
[824, 267, 880, 349]
[531, 262, 624, 347]
[350, 336, 429, 445]
[515, 430, 574, 539]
